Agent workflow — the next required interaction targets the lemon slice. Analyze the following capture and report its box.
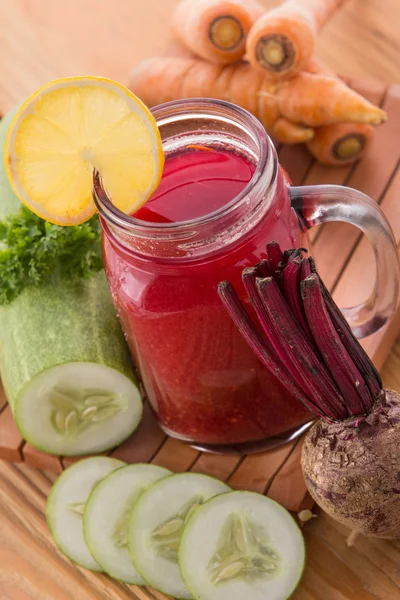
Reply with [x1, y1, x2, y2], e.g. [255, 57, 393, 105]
[5, 76, 164, 225]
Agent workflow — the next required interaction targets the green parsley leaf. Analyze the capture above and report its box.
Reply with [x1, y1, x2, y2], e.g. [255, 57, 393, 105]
[0, 207, 103, 305]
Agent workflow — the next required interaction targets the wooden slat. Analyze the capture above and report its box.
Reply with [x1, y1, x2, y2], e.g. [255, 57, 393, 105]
[267, 440, 308, 513]
[23, 445, 62, 473]
[362, 301, 400, 372]
[111, 402, 166, 463]
[151, 438, 199, 472]
[190, 453, 241, 481]
[308, 513, 400, 599]
[0, 405, 24, 462]
[0, 381, 7, 413]
[228, 441, 297, 493]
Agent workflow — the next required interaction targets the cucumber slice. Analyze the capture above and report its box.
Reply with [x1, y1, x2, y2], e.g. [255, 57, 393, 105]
[15, 361, 142, 455]
[179, 491, 305, 600]
[83, 463, 172, 583]
[129, 473, 231, 599]
[46, 456, 125, 570]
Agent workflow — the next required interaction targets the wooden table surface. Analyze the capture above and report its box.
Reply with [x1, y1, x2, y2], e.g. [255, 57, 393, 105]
[1, 1, 400, 599]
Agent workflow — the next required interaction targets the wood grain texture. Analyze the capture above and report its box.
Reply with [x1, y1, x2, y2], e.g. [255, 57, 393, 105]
[1, 77, 400, 598]
[1, 1, 400, 598]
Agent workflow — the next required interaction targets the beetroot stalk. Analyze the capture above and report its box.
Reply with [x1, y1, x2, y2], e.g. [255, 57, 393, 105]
[301, 274, 373, 415]
[242, 267, 329, 413]
[217, 281, 319, 415]
[282, 257, 312, 339]
[317, 279, 382, 398]
[304, 255, 381, 396]
[256, 276, 348, 419]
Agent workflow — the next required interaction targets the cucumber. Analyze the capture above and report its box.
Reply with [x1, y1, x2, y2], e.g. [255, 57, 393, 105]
[0, 268, 144, 455]
[83, 463, 172, 583]
[128, 473, 231, 599]
[0, 271, 142, 455]
[179, 491, 305, 600]
[46, 456, 125, 570]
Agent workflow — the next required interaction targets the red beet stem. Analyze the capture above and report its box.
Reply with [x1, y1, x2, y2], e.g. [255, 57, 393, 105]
[301, 274, 373, 416]
[256, 259, 272, 278]
[282, 257, 313, 340]
[253, 275, 348, 420]
[242, 268, 323, 408]
[282, 249, 296, 266]
[300, 257, 312, 280]
[308, 258, 382, 398]
[217, 281, 321, 415]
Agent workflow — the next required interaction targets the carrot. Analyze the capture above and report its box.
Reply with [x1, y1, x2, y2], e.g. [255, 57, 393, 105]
[275, 72, 386, 126]
[129, 58, 385, 142]
[171, 0, 264, 64]
[273, 117, 314, 144]
[246, 0, 347, 78]
[306, 123, 374, 165]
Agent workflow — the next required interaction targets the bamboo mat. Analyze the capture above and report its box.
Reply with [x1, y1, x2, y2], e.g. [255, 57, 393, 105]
[0, 81, 399, 581]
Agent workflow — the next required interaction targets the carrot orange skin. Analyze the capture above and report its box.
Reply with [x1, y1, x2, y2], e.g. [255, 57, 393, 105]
[276, 73, 387, 126]
[307, 123, 373, 166]
[129, 58, 195, 106]
[171, 0, 264, 64]
[229, 61, 267, 116]
[273, 117, 314, 144]
[181, 60, 224, 99]
[246, 0, 346, 78]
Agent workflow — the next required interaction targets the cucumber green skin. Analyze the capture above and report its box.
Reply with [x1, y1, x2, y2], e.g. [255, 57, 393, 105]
[0, 105, 24, 219]
[0, 270, 136, 412]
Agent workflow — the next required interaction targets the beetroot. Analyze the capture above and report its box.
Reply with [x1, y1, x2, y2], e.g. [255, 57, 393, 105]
[219, 243, 400, 538]
[303, 391, 400, 538]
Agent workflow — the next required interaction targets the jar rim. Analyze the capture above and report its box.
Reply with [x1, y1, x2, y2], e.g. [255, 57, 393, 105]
[93, 98, 277, 238]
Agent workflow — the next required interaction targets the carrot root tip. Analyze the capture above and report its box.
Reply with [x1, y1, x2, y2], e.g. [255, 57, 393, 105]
[209, 16, 244, 51]
[333, 133, 366, 160]
[255, 34, 296, 72]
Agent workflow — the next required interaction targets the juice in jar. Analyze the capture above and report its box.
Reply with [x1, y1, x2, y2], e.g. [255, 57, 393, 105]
[102, 140, 312, 449]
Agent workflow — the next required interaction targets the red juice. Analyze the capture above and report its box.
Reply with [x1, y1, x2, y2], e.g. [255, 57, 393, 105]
[102, 147, 311, 447]
[135, 147, 256, 223]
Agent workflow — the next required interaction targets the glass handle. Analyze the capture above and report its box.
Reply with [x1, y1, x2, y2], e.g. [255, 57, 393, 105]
[290, 184, 399, 339]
